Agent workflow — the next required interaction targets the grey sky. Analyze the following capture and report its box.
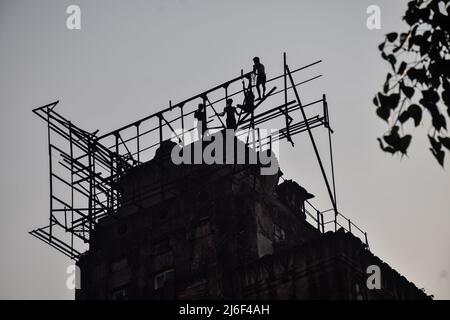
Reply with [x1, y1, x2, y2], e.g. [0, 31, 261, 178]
[0, 0, 449, 299]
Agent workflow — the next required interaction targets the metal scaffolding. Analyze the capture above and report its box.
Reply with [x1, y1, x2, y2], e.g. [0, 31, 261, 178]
[30, 53, 368, 260]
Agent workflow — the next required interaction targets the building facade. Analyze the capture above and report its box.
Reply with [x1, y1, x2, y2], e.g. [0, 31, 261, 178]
[76, 140, 429, 300]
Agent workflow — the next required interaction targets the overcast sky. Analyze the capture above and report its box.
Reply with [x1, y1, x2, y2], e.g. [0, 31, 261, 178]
[1, 0, 449, 299]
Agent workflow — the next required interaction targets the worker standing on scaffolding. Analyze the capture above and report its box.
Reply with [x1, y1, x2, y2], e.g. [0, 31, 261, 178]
[253, 57, 266, 100]
[194, 103, 207, 138]
[219, 99, 239, 130]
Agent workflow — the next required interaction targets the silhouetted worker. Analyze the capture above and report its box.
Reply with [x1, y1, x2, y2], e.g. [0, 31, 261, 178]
[253, 57, 266, 100]
[219, 99, 238, 130]
[194, 103, 207, 138]
[238, 82, 255, 114]
[237, 82, 256, 127]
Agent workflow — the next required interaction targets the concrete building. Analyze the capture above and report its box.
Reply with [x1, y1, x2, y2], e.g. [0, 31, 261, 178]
[75, 137, 430, 300]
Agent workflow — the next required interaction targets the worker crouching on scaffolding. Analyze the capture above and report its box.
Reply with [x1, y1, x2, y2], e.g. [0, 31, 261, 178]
[238, 82, 255, 112]
[237, 82, 256, 126]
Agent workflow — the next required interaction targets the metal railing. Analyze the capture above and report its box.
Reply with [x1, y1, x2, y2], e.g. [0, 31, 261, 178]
[304, 200, 369, 249]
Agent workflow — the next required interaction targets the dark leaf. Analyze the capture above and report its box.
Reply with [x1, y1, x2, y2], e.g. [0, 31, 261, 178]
[387, 32, 398, 42]
[421, 99, 439, 118]
[378, 42, 385, 51]
[377, 138, 396, 154]
[410, 35, 423, 47]
[398, 110, 410, 124]
[422, 89, 440, 104]
[411, 24, 419, 36]
[418, 8, 431, 21]
[383, 73, 392, 93]
[398, 61, 407, 75]
[432, 113, 447, 131]
[408, 104, 422, 127]
[401, 85, 415, 98]
[373, 95, 379, 107]
[387, 54, 397, 70]
[429, 61, 442, 78]
[398, 134, 412, 154]
[431, 29, 445, 47]
[439, 137, 450, 151]
[376, 107, 391, 122]
[405, 8, 419, 26]
[379, 93, 401, 110]
[442, 89, 450, 107]
[407, 67, 428, 84]
[430, 148, 445, 167]
[420, 39, 430, 56]
[384, 126, 401, 149]
[429, 71, 441, 88]
[383, 127, 412, 155]
[428, 135, 442, 152]
[443, 60, 450, 78]
[443, 78, 450, 92]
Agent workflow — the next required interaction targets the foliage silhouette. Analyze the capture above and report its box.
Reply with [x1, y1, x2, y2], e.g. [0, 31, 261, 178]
[374, 0, 450, 166]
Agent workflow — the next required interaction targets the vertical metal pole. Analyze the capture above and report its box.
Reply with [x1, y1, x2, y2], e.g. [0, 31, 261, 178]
[316, 210, 321, 230]
[69, 122, 74, 254]
[115, 134, 120, 175]
[238, 69, 245, 124]
[257, 127, 261, 151]
[269, 135, 272, 156]
[109, 154, 114, 212]
[286, 65, 338, 221]
[348, 219, 352, 233]
[159, 115, 163, 144]
[324, 94, 338, 217]
[115, 133, 120, 210]
[180, 105, 185, 140]
[284, 52, 288, 120]
[47, 107, 53, 242]
[136, 123, 140, 163]
[92, 143, 97, 230]
[88, 140, 93, 236]
[321, 213, 325, 233]
[283, 52, 293, 145]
